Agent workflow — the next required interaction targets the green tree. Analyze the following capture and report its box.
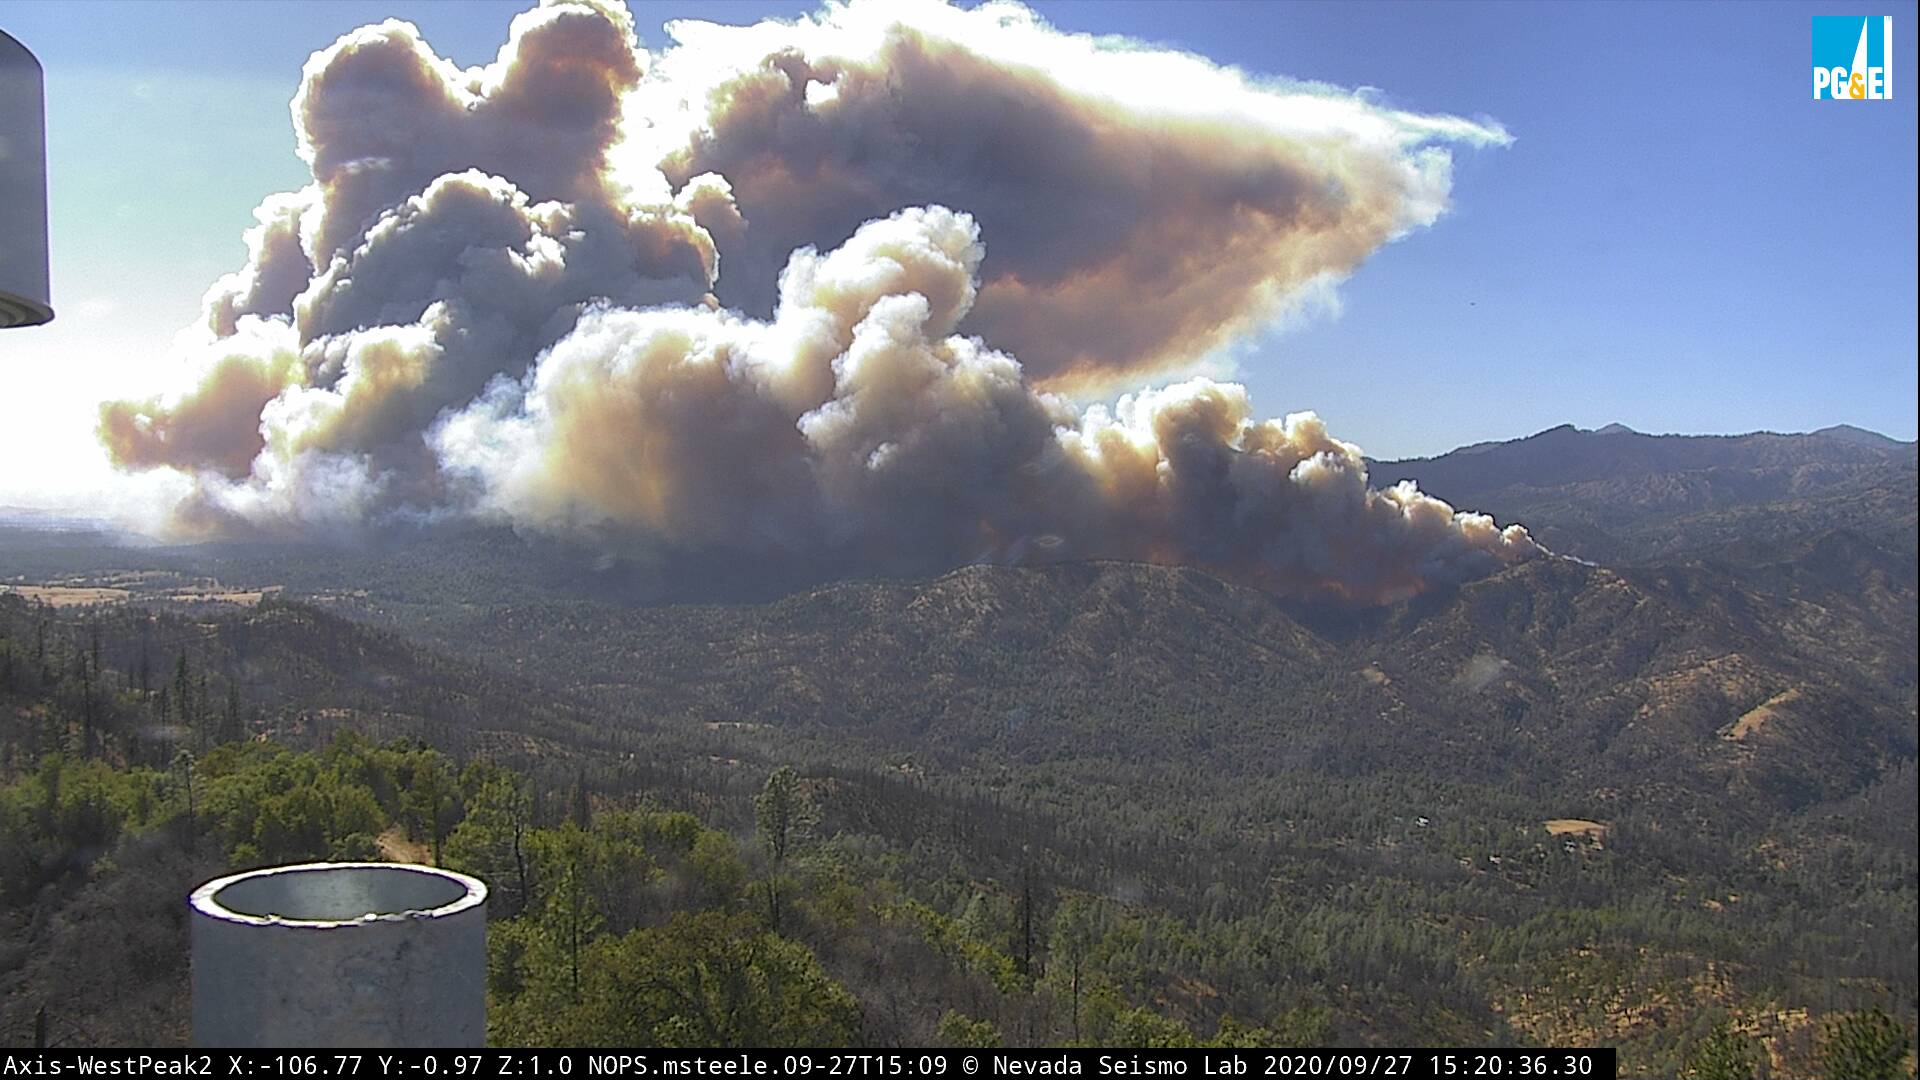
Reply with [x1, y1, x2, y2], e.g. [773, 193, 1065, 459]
[568, 767, 591, 828]
[172, 653, 195, 748]
[574, 810, 659, 934]
[1818, 1008, 1912, 1080]
[531, 824, 604, 1001]
[753, 766, 814, 933]
[75, 636, 95, 759]
[1049, 896, 1096, 1040]
[580, 911, 859, 1047]
[688, 828, 747, 908]
[445, 762, 534, 917]
[218, 681, 244, 747]
[168, 749, 198, 851]
[1683, 1020, 1755, 1080]
[1012, 860, 1043, 984]
[195, 742, 385, 864]
[754, 766, 808, 865]
[1267, 1003, 1334, 1049]
[1104, 1003, 1196, 1048]
[404, 754, 456, 866]
[1208, 1016, 1277, 1048]
[935, 1009, 1003, 1048]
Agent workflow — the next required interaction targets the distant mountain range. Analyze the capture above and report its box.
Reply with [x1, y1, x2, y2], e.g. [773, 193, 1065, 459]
[1370, 423, 1917, 565]
[1, 417, 1914, 1066]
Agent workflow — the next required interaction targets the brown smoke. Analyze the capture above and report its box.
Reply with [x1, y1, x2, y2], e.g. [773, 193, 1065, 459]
[436, 206, 1534, 603]
[97, 0, 1536, 603]
[640, 1, 1506, 386]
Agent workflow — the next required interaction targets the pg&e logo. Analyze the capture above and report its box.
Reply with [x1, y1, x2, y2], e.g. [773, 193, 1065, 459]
[1813, 16, 1894, 100]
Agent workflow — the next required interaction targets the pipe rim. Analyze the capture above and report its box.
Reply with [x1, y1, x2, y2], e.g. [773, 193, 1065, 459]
[0, 292, 54, 329]
[191, 862, 487, 929]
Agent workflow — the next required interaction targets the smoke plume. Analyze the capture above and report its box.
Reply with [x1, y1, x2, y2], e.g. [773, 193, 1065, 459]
[98, 0, 1537, 604]
[633, 0, 1509, 385]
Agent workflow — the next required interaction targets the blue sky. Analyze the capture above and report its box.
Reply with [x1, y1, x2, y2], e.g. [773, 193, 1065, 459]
[0, 0, 1913, 511]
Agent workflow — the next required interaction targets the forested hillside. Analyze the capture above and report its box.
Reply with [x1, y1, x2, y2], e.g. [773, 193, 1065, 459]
[0, 600, 1371, 1051]
[3, 520, 1914, 1074]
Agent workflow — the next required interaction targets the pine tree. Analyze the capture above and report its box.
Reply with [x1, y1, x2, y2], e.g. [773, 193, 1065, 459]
[1683, 1020, 1755, 1080]
[173, 652, 195, 747]
[567, 767, 591, 829]
[754, 765, 814, 934]
[170, 750, 198, 851]
[1817, 1009, 1911, 1080]
[1013, 859, 1042, 982]
[75, 645, 94, 759]
[407, 756, 453, 866]
[222, 681, 243, 745]
[1051, 896, 1095, 1040]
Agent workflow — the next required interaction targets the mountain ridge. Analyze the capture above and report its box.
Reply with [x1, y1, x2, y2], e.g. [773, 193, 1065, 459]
[1382, 422, 1913, 467]
[1368, 422, 1917, 566]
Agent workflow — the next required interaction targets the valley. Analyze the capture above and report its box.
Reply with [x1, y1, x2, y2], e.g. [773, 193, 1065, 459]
[2, 423, 1914, 1070]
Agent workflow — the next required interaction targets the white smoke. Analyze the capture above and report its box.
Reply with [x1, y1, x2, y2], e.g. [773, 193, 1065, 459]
[97, 0, 1536, 604]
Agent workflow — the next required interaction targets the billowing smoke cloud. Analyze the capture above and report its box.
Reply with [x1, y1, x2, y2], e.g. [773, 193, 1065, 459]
[97, 0, 1537, 604]
[632, 0, 1510, 386]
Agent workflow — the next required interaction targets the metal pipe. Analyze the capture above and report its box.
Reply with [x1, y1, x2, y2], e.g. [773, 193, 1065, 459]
[0, 29, 53, 329]
[190, 863, 488, 1048]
